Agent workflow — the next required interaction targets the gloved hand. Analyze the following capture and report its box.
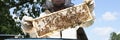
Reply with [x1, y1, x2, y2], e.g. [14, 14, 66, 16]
[21, 16, 34, 36]
[21, 16, 33, 27]
[84, 0, 95, 12]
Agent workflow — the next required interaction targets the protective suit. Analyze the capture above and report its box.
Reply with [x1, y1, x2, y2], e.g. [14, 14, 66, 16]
[21, 0, 95, 39]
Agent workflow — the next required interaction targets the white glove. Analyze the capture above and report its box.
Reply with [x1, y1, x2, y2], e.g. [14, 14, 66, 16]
[84, 0, 95, 12]
[21, 16, 33, 26]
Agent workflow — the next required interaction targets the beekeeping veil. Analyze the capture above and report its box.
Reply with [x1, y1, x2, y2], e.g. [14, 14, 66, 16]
[42, 0, 74, 9]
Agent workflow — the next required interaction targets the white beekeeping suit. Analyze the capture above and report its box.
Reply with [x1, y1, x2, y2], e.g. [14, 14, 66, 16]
[21, 0, 95, 39]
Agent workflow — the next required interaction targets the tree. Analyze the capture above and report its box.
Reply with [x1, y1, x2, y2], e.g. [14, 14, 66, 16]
[0, 0, 21, 34]
[0, 0, 46, 34]
[110, 32, 120, 40]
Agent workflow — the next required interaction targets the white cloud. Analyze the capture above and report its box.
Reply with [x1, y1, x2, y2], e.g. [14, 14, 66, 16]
[102, 12, 118, 21]
[90, 27, 115, 40]
[91, 27, 114, 36]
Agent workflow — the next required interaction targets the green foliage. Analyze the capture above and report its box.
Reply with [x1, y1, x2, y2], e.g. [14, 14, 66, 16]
[110, 32, 120, 40]
[0, 0, 46, 34]
[0, 0, 21, 34]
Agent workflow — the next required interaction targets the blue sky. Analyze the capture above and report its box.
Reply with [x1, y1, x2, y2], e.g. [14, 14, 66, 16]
[72, 0, 120, 40]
